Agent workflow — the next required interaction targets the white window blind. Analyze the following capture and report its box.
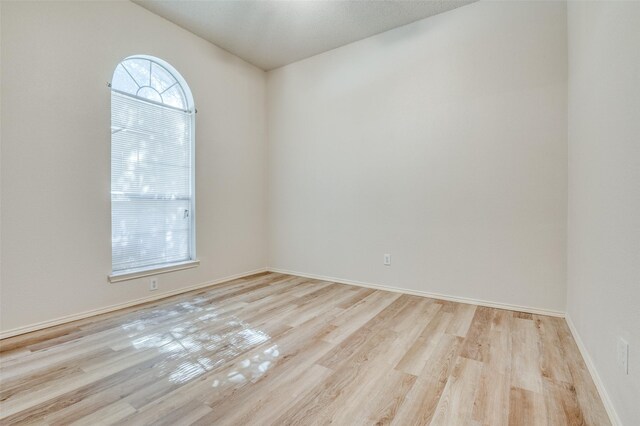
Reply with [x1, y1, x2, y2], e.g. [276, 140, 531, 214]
[111, 91, 194, 273]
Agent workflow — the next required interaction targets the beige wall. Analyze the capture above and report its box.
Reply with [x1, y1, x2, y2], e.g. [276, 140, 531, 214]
[0, 1, 268, 333]
[567, 1, 640, 424]
[267, 1, 568, 313]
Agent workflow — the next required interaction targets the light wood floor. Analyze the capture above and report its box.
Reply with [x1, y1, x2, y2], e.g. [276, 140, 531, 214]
[0, 272, 610, 425]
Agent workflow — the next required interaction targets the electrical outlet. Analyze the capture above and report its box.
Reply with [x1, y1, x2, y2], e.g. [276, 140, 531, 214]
[150, 278, 158, 291]
[617, 337, 629, 374]
[384, 254, 391, 266]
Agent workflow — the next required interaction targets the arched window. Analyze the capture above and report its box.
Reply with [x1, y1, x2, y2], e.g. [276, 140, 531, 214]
[110, 56, 196, 279]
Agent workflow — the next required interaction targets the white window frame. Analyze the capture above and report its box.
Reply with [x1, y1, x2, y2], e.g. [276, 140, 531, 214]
[108, 55, 198, 282]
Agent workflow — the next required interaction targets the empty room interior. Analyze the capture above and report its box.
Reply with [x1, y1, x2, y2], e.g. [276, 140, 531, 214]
[1, 0, 639, 424]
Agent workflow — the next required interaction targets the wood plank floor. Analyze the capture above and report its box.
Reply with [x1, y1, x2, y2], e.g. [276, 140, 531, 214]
[0, 272, 610, 425]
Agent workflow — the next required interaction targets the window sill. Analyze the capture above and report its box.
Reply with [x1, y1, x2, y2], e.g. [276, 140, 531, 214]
[108, 260, 200, 283]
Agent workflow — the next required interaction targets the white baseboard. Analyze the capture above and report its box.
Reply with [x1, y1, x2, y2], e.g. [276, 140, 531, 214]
[1, 266, 564, 338]
[565, 314, 622, 426]
[0, 268, 267, 340]
[267, 267, 565, 318]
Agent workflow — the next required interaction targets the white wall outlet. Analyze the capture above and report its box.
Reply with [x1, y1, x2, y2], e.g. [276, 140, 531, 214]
[149, 278, 159, 291]
[383, 254, 391, 266]
[617, 337, 629, 374]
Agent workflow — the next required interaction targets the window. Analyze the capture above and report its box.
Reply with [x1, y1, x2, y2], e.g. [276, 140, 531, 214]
[110, 56, 197, 280]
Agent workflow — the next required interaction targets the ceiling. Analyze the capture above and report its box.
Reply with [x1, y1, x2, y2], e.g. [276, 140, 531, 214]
[133, 0, 477, 71]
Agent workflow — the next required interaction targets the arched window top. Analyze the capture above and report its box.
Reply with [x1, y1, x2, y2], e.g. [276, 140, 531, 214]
[111, 55, 194, 112]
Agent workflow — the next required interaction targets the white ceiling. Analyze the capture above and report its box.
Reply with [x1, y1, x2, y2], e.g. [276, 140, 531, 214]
[133, 0, 477, 71]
